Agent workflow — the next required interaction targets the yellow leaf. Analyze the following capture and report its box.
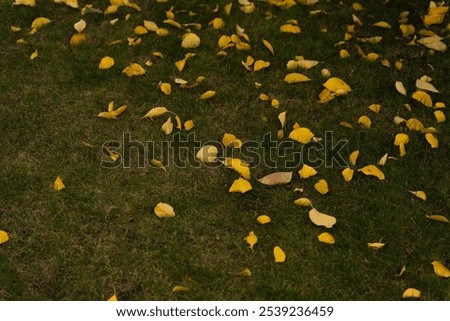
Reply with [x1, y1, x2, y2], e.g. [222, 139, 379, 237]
[171, 285, 189, 293]
[400, 24, 415, 38]
[259, 93, 269, 101]
[104, 5, 118, 15]
[74, 19, 86, 33]
[0, 230, 10, 244]
[122, 63, 145, 77]
[357, 165, 385, 180]
[16, 38, 27, 44]
[342, 168, 354, 182]
[156, 28, 169, 36]
[416, 79, 439, 93]
[367, 242, 385, 250]
[397, 265, 407, 277]
[425, 133, 438, 148]
[196, 145, 218, 163]
[273, 246, 286, 263]
[297, 59, 320, 70]
[253, 60, 270, 72]
[127, 37, 142, 46]
[434, 110, 446, 123]
[104, 146, 120, 161]
[280, 24, 301, 34]
[321, 68, 331, 78]
[70, 33, 86, 46]
[368, 104, 381, 113]
[394, 133, 409, 156]
[13, 0, 36, 6]
[234, 267, 251, 277]
[412, 90, 433, 107]
[181, 32, 200, 49]
[262, 39, 274, 54]
[175, 59, 186, 72]
[184, 120, 194, 131]
[409, 191, 426, 201]
[426, 215, 449, 223]
[199, 90, 216, 100]
[159, 82, 171, 95]
[99, 56, 115, 69]
[229, 177, 252, 193]
[298, 164, 317, 179]
[358, 115, 371, 129]
[339, 121, 353, 129]
[278, 111, 287, 128]
[349, 150, 359, 166]
[314, 179, 329, 195]
[30, 17, 51, 34]
[107, 294, 117, 301]
[161, 117, 173, 135]
[431, 261, 450, 278]
[323, 77, 351, 95]
[406, 118, 424, 131]
[258, 172, 292, 186]
[222, 133, 242, 148]
[112, 105, 127, 116]
[98, 111, 117, 120]
[30, 50, 38, 60]
[289, 127, 314, 144]
[224, 2, 232, 15]
[434, 102, 446, 109]
[144, 20, 159, 32]
[54, 176, 65, 191]
[154, 202, 175, 218]
[141, 107, 168, 120]
[378, 153, 389, 166]
[417, 35, 447, 52]
[164, 19, 182, 29]
[309, 208, 336, 228]
[257, 215, 271, 224]
[218, 35, 232, 49]
[223, 158, 250, 179]
[339, 49, 350, 58]
[373, 21, 391, 28]
[271, 98, 280, 108]
[284, 73, 311, 83]
[402, 288, 421, 299]
[244, 231, 258, 250]
[209, 17, 225, 29]
[134, 25, 148, 35]
[150, 159, 167, 172]
[294, 197, 312, 207]
[395, 81, 407, 96]
[318, 232, 335, 244]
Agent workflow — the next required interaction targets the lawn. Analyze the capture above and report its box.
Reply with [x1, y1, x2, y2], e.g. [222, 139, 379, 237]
[0, 0, 449, 300]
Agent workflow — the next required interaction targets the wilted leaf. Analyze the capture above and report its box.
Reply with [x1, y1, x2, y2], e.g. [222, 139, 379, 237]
[314, 179, 329, 195]
[397, 265, 407, 277]
[229, 177, 252, 193]
[244, 231, 258, 250]
[258, 172, 292, 186]
[154, 202, 175, 218]
[54, 176, 65, 191]
[358, 165, 385, 180]
[402, 288, 421, 299]
[309, 208, 336, 228]
[273, 246, 286, 263]
[318, 232, 335, 244]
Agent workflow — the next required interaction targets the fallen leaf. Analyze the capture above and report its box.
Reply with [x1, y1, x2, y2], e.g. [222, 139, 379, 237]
[258, 172, 292, 186]
[233, 267, 251, 277]
[222, 133, 242, 148]
[406, 118, 424, 131]
[284, 73, 311, 83]
[395, 81, 407, 96]
[298, 164, 317, 179]
[257, 215, 271, 224]
[373, 21, 391, 28]
[402, 288, 421, 299]
[196, 145, 218, 163]
[150, 159, 167, 172]
[184, 120, 194, 131]
[409, 191, 427, 201]
[0, 230, 9, 244]
[289, 127, 314, 144]
[199, 90, 216, 100]
[223, 158, 250, 179]
[378, 153, 389, 166]
[273, 246, 286, 263]
[74, 19, 86, 33]
[309, 208, 336, 228]
[314, 179, 329, 195]
[349, 150, 359, 166]
[294, 197, 312, 207]
[229, 177, 252, 193]
[107, 294, 117, 301]
[154, 202, 175, 218]
[397, 265, 407, 277]
[181, 32, 200, 48]
[122, 63, 145, 77]
[426, 215, 449, 223]
[159, 82, 171, 95]
[14, 0, 36, 6]
[412, 90, 433, 107]
[244, 231, 258, 250]
[342, 168, 354, 182]
[367, 242, 385, 250]
[425, 133, 439, 148]
[54, 176, 65, 191]
[172, 285, 189, 293]
[280, 24, 301, 33]
[253, 60, 270, 71]
[358, 165, 385, 180]
[368, 104, 381, 113]
[99, 56, 115, 69]
[434, 111, 446, 123]
[30, 17, 51, 34]
[30, 50, 38, 60]
[318, 232, 335, 244]
[141, 107, 168, 120]
[431, 261, 450, 278]
[262, 39, 274, 54]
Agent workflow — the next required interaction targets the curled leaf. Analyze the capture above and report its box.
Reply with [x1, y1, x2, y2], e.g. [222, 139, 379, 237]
[141, 107, 168, 120]
[357, 165, 385, 180]
[294, 197, 312, 207]
[172, 285, 189, 293]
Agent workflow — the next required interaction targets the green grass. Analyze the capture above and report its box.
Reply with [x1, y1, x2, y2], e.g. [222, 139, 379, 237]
[0, 0, 449, 300]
